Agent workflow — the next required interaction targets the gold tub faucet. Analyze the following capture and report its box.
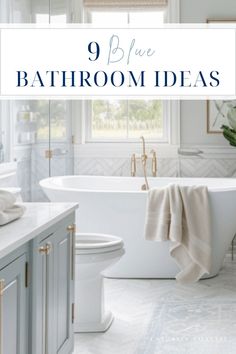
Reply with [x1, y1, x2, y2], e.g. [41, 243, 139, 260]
[130, 137, 157, 189]
[150, 149, 157, 177]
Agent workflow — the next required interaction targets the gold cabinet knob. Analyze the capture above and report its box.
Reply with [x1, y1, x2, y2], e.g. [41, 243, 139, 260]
[0, 279, 5, 296]
[67, 225, 76, 233]
[38, 243, 52, 255]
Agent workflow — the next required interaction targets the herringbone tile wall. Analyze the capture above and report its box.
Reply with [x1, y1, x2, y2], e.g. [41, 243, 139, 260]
[74, 157, 236, 179]
[179, 158, 236, 178]
[15, 147, 236, 202]
[74, 157, 179, 177]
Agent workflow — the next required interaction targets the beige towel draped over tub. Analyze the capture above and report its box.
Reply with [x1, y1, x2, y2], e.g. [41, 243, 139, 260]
[144, 185, 212, 283]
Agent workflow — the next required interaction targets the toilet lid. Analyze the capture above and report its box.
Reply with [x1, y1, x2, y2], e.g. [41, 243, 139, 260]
[75, 233, 124, 254]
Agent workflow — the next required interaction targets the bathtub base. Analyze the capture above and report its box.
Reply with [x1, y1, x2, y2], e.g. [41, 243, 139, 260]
[104, 273, 219, 280]
[104, 266, 220, 280]
[74, 312, 114, 333]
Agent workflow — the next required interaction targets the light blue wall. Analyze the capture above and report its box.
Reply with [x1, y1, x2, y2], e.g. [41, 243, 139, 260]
[180, 0, 236, 23]
[180, 0, 236, 147]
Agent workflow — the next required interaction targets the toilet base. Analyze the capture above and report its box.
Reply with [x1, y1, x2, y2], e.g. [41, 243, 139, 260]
[74, 311, 114, 333]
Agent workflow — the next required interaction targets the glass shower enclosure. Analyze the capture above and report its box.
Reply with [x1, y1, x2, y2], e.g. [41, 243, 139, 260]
[0, 0, 75, 201]
[0, 100, 74, 201]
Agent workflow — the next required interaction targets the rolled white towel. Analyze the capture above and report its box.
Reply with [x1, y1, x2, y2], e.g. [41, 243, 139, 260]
[0, 204, 26, 226]
[0, 190, 16, 211]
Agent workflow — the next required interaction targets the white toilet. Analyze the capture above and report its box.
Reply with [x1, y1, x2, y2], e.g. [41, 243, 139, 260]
[75, 233, 125, 333]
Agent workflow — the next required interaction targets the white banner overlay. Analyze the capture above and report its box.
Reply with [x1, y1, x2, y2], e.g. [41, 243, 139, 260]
[0, 25, 235, 99]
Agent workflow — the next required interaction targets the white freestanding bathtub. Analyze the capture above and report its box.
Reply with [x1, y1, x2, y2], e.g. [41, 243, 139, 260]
[40, 175, 236, 279]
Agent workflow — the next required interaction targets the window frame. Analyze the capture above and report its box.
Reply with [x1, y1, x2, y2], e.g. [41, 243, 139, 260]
[83, 5, 174, 145]
[83, 6, 168, 23]
[73, 0, 180, 156]
[74, 100, 179, 159]
[84, 100, 170, 143]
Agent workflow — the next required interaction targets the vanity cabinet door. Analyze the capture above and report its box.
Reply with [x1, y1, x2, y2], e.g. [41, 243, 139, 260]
[32, 236, 55, 354]
[54, 224, 74, 354]
[32, 216, 75, 354]
[0, 254, 28, 354]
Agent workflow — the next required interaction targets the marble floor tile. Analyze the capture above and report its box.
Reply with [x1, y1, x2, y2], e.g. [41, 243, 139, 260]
[74, 257, 236, 354]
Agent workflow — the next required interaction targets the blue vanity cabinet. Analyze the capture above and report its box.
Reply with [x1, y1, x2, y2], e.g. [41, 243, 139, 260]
[54, 222, 75, 354]
[31, 214, 75, 354]
[0, 246, 29, 354]
[0, 205, 77, 354]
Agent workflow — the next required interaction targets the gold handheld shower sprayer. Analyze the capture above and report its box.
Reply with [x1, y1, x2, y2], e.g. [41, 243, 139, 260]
[130, 137, 157, 190]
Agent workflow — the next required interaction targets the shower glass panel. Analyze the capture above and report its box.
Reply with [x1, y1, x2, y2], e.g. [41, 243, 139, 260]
[49, 100, 74, 179]
[0, 0, 10, 22]
[28, 100, 74, 201]
[0, 102, 10, 163]
[6, 100, 50, 201]
[0, 0, 32, 22]
[0, 1, 73, 201]
[6, 100, 74, 202]
[27, 100, 51, 201]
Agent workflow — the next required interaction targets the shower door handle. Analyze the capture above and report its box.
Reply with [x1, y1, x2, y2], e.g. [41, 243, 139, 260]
[45, 149, 68, 159]
[45, 150, 53, 159]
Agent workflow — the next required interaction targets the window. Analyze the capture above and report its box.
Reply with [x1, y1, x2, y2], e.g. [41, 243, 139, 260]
[89, 10, 165, 25]
[84, 6, 168, 142]
[87, 100, 167, 141]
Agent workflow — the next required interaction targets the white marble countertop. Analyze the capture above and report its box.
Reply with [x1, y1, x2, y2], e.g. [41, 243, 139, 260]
[0, 203, 78, 259]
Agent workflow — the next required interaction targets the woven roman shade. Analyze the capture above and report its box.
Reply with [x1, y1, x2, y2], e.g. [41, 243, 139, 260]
[83, 0, 168, 8]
